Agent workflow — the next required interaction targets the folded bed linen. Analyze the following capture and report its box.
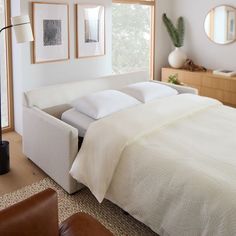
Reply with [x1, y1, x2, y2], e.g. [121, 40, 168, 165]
[61, 109, 95, 137]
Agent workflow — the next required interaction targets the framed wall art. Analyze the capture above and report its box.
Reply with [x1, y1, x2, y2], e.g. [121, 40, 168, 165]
[76, 4, 105, 58]
[32, 2, 70, 63]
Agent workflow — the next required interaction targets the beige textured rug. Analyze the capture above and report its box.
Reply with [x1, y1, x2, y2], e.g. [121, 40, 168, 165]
[0, 178, 157, 236]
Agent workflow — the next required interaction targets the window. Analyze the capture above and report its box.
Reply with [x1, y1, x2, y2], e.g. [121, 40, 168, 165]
[112, 0, 155, 78]
[0, 0, 13, 132]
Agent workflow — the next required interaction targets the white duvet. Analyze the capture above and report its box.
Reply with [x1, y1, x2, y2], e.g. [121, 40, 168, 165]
[70, 94, 236, 236]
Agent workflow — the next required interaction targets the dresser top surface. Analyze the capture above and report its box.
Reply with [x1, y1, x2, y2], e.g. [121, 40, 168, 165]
[162, 67, 236, 80]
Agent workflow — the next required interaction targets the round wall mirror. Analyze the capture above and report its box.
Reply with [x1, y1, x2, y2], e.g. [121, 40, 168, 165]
[204, 5, 236, 44]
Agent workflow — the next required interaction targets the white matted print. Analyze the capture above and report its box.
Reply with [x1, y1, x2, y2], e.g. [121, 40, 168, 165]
[32, 2, 69, 63]
[76, 4, 105, 58]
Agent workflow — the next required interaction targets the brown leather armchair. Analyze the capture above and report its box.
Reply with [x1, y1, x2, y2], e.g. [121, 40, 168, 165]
[0, 188, 113, 236]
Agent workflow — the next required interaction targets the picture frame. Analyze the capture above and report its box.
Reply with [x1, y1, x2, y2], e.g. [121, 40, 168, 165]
[32, 2, 70, 63]
[76, 4, 105, 58]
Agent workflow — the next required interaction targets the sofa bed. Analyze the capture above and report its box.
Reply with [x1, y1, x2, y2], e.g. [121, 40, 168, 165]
[29, 71, 236, 235]
[23, 70, 236, 235]
[23, 71, 196, 195]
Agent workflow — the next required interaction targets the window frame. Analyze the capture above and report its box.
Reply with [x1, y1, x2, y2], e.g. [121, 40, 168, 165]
[112, 0, 156, 79]
[113, 0, 154, 6]
[2, 0, 14, 133]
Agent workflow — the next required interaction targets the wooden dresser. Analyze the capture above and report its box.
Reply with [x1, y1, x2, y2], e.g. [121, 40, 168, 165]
[162, 67, 236, 107]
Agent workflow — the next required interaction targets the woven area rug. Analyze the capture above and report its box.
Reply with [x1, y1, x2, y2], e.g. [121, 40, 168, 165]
[0, 178, 157, 236]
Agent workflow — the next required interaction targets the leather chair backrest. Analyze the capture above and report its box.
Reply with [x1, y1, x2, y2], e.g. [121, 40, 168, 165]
[0, 188, 59, 236]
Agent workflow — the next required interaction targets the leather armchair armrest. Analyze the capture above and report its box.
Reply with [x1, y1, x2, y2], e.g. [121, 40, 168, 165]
[59, 213, 113, 236]
[0, 189, 59, 236]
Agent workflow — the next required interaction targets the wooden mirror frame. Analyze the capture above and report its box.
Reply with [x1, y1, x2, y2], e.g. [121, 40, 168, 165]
[204, 5, 236, 45]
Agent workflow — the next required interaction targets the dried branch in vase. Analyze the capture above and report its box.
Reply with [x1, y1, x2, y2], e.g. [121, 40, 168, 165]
[182, 59, 207, 72]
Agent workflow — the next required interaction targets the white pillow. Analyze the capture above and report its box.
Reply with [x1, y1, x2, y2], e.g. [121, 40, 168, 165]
[120, 81, 178, 103]
[72, 90, 140, 119]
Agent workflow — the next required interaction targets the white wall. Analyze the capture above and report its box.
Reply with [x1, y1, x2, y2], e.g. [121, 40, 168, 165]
[12, 0, 112, 134]
[172, 0, 236, 71]
[154, 0, 173, 80]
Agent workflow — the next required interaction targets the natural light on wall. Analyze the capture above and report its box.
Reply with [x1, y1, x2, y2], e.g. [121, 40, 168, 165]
[112, 1, 154, 78]
[0, 0, 8, 128]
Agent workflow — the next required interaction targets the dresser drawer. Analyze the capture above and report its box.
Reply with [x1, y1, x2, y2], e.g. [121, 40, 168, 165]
[202, 76, 231, 91]
[223, 91, 236, 105]
[201, 87, 224, 101]
[181, 72, 202, 86]
[228, 80, 236, 93]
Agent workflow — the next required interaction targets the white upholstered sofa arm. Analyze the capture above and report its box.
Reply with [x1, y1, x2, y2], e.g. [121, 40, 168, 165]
[23, 106, 82, 194]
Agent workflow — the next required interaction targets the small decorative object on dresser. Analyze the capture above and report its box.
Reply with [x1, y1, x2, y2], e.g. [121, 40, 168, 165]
[213, 69, 236, 77]
[182, 59, 207, 72]
[162, 13, 187, 69]
[168, 74, 183, 85]
[162, 67, 236, 107]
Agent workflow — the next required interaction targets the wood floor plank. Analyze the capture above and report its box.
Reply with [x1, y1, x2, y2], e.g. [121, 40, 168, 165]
[0, 132, 46, 196]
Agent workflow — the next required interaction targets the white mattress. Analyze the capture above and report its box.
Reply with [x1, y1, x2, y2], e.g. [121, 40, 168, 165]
[61, 108, 95, 137]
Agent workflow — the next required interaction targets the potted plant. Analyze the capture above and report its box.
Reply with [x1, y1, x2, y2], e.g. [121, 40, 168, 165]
[162, 13, 187, 68]
[168, 74, 184, 85]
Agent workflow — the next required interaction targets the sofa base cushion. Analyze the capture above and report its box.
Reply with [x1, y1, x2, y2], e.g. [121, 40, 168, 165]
[43, 104, 72, 119]
[61, 109, 95, 137]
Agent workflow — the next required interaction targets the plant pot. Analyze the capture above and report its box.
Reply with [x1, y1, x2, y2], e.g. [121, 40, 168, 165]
[168, 47, 187, 69]
[0, 141, 10, 175]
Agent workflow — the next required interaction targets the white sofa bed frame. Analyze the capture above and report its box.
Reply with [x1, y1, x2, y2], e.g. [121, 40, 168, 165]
[23, 71, 197, 194]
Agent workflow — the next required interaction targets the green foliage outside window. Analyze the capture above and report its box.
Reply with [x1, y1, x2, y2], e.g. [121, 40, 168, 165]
[112, 4, 151, 74]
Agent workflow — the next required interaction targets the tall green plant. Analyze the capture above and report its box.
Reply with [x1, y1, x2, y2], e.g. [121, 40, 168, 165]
[162, 13, 185, 48]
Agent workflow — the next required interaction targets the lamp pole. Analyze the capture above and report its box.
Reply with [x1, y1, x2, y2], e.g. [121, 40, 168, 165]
[0, 17, 33, 175]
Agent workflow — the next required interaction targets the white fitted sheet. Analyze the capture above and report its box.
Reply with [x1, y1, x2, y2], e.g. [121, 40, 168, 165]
[61, 108, 95, 137]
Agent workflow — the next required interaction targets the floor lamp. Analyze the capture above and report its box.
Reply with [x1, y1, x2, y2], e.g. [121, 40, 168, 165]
[0, 15, 33, 175]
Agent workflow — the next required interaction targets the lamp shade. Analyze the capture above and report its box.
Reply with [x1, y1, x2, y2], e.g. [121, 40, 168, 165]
[11, 15, 34, 43]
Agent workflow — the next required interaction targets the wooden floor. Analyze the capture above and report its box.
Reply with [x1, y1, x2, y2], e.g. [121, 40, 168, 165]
[0, 132, 46, 196]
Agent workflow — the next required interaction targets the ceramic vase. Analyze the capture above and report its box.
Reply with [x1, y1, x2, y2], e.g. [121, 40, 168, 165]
[168, 47, 187, 69]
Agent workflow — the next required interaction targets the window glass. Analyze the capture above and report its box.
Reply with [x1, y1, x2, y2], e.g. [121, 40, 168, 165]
[112, 3, 153, 77]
